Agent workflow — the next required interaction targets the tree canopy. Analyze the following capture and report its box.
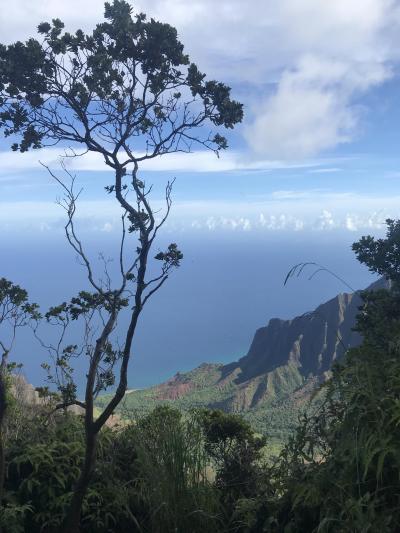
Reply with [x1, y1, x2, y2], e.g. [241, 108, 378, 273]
[0, 0, 242, 160]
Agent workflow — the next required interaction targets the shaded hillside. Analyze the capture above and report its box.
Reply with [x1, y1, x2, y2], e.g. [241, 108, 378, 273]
[97, 278, 385, 437]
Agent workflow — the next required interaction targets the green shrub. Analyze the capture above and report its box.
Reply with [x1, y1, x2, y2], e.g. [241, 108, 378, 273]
[130, 405, 221, 532]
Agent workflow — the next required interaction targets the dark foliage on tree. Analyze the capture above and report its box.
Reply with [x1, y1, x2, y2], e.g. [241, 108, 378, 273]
[0, 279, 39, 517]
[0, 0, 242, 156]
[200, 409, 267, 529]
[353, 218, 400, 287]
[1, 406, 268, 533]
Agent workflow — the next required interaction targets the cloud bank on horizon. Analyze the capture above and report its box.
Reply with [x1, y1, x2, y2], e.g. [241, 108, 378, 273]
[0, 190, 397, 236]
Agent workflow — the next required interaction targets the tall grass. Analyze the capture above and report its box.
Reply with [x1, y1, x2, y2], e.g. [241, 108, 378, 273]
[131, 406, 221, 532]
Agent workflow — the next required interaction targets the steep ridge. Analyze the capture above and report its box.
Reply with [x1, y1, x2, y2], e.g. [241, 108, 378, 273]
[96, 278, 386, 435]
[233, 290, 361, 383]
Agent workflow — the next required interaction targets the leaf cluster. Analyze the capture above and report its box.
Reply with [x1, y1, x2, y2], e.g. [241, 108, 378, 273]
[0, 0, 243, 158]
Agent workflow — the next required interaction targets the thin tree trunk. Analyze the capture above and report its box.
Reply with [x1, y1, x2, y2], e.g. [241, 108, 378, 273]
[61, 430, 97, 533]
[61, 171, 153, 531]
[0, 423, 5, 506]
[0, 432, 4, 533]
[0, 370, 7, 533]
[62, 311, 118, 532]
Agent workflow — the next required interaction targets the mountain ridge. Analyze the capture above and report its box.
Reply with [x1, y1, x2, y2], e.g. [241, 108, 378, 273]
[96, 277, 387, 436]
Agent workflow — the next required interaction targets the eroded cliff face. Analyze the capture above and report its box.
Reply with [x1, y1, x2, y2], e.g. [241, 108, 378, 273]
[238, 290, 361, 382]
[238, 277, 388, 386]
[205, 289, 362, 410]
[100, 278, 387, 419]
[145, 279, 387, 413]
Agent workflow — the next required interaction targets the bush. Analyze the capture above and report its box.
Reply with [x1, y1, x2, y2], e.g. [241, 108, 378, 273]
[130, 406, 221, 532]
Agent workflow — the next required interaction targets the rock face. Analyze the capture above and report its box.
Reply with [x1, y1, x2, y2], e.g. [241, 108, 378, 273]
[97, 278, 388, 434]
[235, 291, 361, 382]
[11, 374, 43, 405]
[152, 282, 378, 406]
[235, 277, 387, 385]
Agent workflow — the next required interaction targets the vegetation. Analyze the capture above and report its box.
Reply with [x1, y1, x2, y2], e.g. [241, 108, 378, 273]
[96, 361, 310, 442]
[0, 405, 267, 533]
[262, 219, 400, 532]
[0, 279, 39, 511]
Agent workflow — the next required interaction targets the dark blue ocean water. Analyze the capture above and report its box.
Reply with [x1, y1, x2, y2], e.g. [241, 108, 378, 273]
[1, 230, 377, 391]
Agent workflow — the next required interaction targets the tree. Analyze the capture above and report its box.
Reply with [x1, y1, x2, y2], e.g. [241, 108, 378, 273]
[269, 220, 400, 532]
[0, 279, 39, 516]
[200, 409, 266, 528]
[130, 406, 218, 532]
[352, 218, 400, 287]
[0, 2, 243, 531]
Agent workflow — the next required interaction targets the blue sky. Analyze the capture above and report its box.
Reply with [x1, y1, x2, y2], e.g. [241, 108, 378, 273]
[1, 0, 400, 236]
[0, 0, 398, 387]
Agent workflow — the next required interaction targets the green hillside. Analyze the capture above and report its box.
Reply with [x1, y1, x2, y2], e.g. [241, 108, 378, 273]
[96, 362, 321, 440]
[96, 280, 378, 440]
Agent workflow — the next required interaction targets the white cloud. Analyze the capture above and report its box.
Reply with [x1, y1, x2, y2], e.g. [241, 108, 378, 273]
[270, 189, 353, 201]
[204, 216, 252, 231]
[0, 0, 399, 160]
[245, 55, 390, 159]
[141, 0, 399, 158]
[1, 190, 396, 234]
[314, 210, 336, 230]
[0, 1, 104, 44]
[101, 222, 113, 233]
[294, 219, 305, 231]
[309, 168, 342, 174]
[0, 147, 324, 175]
[135, 0, 399, 80]
[345, 214, 359, 231]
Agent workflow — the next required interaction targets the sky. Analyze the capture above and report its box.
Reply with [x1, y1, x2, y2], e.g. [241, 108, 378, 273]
[0, 0, 398, 387]
[1, 0, 400, 235]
